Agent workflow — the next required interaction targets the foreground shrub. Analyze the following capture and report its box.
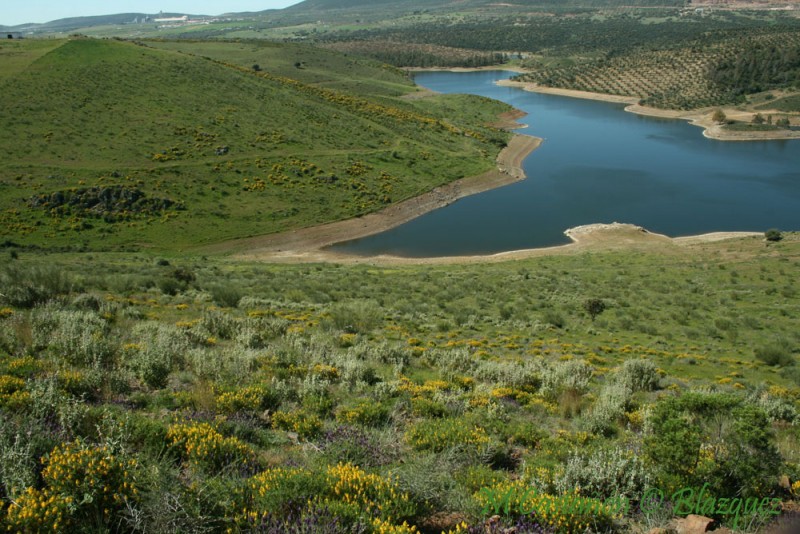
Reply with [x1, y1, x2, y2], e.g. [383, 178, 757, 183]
[126, 322, 190, 389]
[555, 446, 651, 499]
[208, 284, 243, 308]
[326, 300, 383, 334]
[645, 392, 782, 498]
[167, 421, 255, 473]
[319, 425, 396, 468]
[615, 359, 660, 392]
[216, 385, 279, 414]
[0, 264, 72, 308]
[271, 409, 323, 440]
[31, 308, 114, 369]
[476, 481, 617, 533]
[406, 418, 490, 452]
[4, 441, 137, 532]
[241, 463, 415, 529]
[336, 399, 392, 427]
[539, 360, 593, 401]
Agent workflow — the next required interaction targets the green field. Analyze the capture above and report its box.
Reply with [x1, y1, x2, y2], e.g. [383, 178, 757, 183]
[0, 38, 510, 251]
[757, 94, 800, 113]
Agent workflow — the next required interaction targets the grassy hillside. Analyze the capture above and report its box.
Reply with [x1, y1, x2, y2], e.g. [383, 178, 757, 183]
[0, 234, 798, 532]
[0, 38, 511, 251]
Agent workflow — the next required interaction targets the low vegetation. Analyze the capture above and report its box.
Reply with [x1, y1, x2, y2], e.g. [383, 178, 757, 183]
[0, 233, 799, 532]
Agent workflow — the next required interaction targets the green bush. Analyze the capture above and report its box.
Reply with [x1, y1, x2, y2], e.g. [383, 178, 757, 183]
[0, 264, 72, 308]
[326, 300, 382, 334]
[336, 399, 392, 427]
[556, 446, 652, 499]
[406, 417, 490, 452]
[755, 341, 795, 367]
[208, 284, 242, 308]
[645, 392, 782, 498]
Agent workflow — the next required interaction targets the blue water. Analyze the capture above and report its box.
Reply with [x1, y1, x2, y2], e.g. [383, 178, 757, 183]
[332, 71, 800, 257]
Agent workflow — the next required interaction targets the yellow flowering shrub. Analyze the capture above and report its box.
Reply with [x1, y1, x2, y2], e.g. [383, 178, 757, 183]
[240, 463, 415, 529]
[0, 374, 24, 395]
[167, 421, 255, 471]
[1, 356, 42, 378]
[4, 487, 70, 531]
[476, 482, 615, 533]
[338, 333, 357, 348]
[323, 463, 414, 520]
[372, 517, 419, 533]
[271, 409, 322, 439]
[241, 467, 324, 525]
[311, 363, 340, 381]
[216, 385, 277, 414]
[406, 418, 490, 452]
[335, 400, 390, 427]
[55, 368, 96, 398]
[0, 374, 29, 408]
[5, 441, 137, 532]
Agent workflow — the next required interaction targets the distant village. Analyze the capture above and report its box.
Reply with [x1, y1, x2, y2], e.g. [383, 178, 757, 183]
[133, 12, 226, 29]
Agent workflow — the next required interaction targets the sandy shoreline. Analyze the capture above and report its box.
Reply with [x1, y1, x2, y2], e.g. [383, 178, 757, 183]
[404, 66, 526, 74]
[233, 222, 762, 265]
[204, 133, 541, 258]
[206, 73, 780, 265]
[497, 79, 800, 142]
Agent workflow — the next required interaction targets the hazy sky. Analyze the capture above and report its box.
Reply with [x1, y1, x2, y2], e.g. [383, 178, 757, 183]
[3, 1, 304, 26]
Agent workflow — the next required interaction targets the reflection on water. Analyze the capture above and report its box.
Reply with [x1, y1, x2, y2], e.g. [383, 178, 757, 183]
[331, 71, 800, 257]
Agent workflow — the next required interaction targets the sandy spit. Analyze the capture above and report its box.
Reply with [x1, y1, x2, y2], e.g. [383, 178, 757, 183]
[233, 222, 762, 266]
[498, 80, 800, 142]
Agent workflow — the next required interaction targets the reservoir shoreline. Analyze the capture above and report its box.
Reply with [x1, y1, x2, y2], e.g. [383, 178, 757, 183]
[208, 70, 795, 263]
[205, 133, 542, 257]
[496, 79, 800, 142]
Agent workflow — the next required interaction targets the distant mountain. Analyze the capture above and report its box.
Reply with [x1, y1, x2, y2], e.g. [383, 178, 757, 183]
[2, 1, 687, 35]
[286, 0, 683, 11]
[1, 13, 200, 34]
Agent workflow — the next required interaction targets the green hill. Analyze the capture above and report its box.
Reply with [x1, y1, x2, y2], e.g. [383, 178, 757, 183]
[0, 38, 511, 251]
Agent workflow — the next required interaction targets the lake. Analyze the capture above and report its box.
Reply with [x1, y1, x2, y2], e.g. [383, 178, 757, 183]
[331, 71, 800, 257]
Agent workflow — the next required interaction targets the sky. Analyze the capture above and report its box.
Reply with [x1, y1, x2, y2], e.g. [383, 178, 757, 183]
[2, 1, 304, 26]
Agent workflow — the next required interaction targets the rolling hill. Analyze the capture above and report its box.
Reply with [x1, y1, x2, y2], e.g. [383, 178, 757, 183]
[0, 38, 511, 251]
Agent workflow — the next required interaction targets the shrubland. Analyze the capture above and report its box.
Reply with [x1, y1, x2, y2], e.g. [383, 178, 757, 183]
[0, 232, 798, 532]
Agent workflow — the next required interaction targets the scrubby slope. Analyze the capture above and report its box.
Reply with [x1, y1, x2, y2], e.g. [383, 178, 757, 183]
[0, 234, 798, 532]
[0, 38, 510, 250]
